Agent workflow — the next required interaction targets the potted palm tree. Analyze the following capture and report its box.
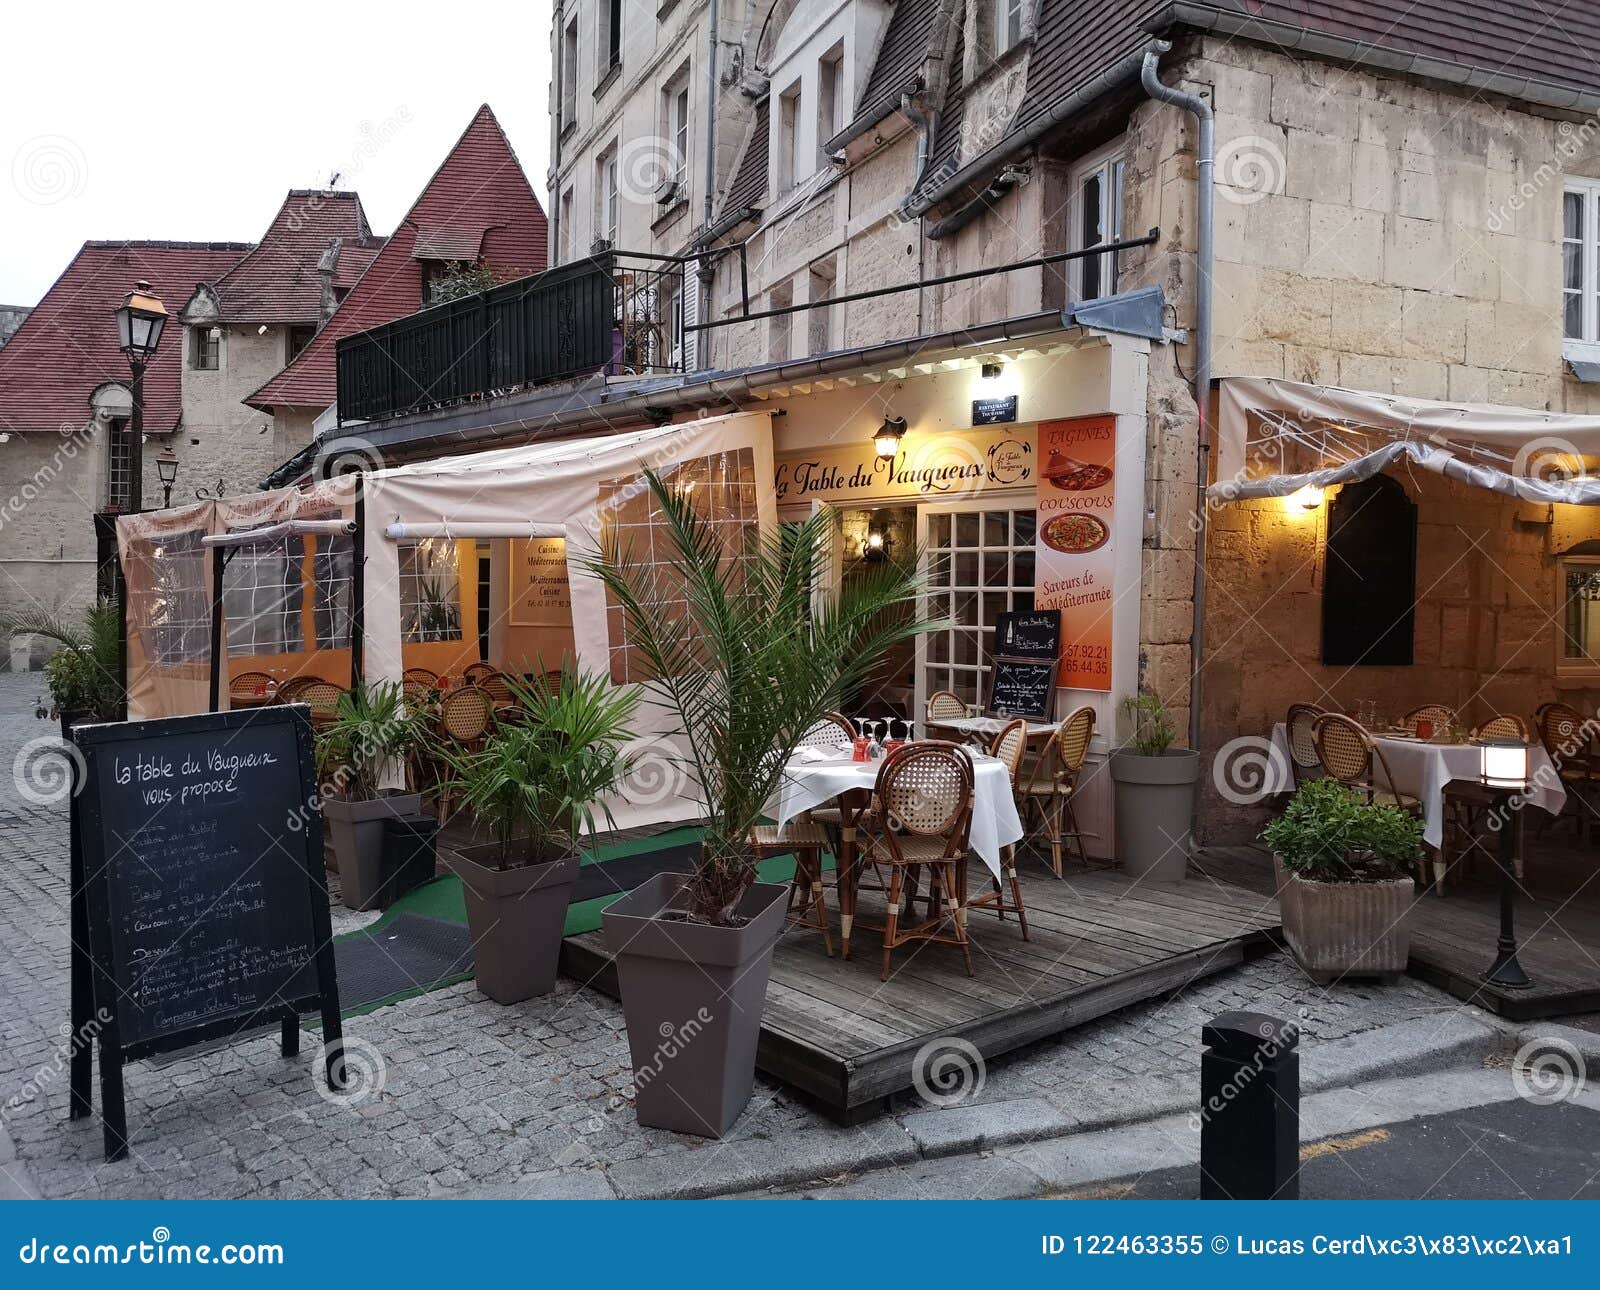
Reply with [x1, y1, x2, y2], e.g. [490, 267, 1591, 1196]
[1262, 777, 1421, 982]
[591, 468, 933, 1137]
[436, 667, 637, 1004]
[1110, 691, 1200, 881]
[316, 679, 426, 910]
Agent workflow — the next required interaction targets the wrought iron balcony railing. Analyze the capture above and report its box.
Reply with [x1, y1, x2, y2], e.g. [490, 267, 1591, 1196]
[335, 251, 687, 425]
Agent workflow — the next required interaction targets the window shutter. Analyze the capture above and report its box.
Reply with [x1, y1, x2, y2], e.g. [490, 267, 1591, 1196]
[682, 274, 699, 371]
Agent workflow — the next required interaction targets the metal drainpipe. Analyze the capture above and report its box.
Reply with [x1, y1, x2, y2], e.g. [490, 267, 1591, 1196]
[900, 94, 935, 335]
[1141, 39, 1213, 760]
[699, 0, 720, 366]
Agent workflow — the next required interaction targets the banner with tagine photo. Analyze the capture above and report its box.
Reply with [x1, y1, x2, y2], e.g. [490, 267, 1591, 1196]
[1034, 414, 1116, 691]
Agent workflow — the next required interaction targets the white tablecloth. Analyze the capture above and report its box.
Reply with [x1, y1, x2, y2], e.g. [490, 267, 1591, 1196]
[927, 716, 1061, 741]
[772, 752, 1023, 878]
[1265, 723, 1565, 848]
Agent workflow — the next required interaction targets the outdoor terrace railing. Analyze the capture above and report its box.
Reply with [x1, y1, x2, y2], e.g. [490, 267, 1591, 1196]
[335, 251, 686, 425]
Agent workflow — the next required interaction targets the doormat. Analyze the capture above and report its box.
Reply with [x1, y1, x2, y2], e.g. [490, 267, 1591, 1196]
[333, 912, 474, 1015]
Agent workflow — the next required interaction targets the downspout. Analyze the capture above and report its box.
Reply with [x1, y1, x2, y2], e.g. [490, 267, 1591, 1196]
[899, 94, 936, 335]
[1140, 40, 1213, 760]
[698, 0, 720, 369]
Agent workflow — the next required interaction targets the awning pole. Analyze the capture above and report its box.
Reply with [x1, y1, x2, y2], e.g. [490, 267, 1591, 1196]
[208, 546, 227, 712]
[350, 479, 365, 690]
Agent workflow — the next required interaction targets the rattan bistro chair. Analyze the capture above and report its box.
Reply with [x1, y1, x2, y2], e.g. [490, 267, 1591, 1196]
[1401, 703, 1457, 737]
[926, 689, 967, 728]
[1312, 714, 1420, 811]
[402, 667, 439, 688]
[963, 719, 1030, 938]
[296, 680, 345, 728]
[858, 742, 975, 981]
[748, 816, 834, 956]
[1285, 703, 1326, 787]
[228, 671, 275, 706]
[1473, 714, 1532, 742]
[478, 671, 517, 711]
[1020, 704, 1097, 875]
[1535, 701, 1600, 838]
[429, 686, 497, 823]
[463, 661, 497, 684]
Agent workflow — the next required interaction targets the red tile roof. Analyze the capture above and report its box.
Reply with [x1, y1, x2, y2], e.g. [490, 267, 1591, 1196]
[199, 190, 375, 324]
[247, 104, 548, 413]
[0, 240, 251, 434]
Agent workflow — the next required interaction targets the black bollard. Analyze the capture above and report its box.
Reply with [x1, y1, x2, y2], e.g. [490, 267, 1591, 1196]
[1199, 1010, 1299, 1199]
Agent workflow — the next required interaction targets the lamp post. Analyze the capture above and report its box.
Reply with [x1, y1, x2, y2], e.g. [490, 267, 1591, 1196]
[155, 448, 179, 509]
[1477, 738, 1533, 989]
[113, 281, 168, 513]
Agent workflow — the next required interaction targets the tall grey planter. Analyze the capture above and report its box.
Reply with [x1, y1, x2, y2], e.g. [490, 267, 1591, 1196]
[1109, 748, 1200, 882]
[603, 872, 788, 1139]
[323, 791, 422, 910]
[444, 844, 579, 1004]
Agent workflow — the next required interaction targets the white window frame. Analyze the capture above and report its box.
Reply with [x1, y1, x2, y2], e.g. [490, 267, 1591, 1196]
[775, 81, 801, 193]
[1563, 179, 1600, 363]
[560, 17, 579, 129]
[1067, 139, 1125, 303]
[817, 43, 845, 164]
[558, 186, 575, 263]
[1557, 553, 1600, 680]
[596, 144, 619, 246]
[660, 70, 691, 198]
[996, 0, 1027, 57]
[914, 498, 1039, 719]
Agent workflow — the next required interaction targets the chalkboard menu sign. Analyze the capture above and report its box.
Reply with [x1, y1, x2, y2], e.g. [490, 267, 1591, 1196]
[984, 608, 1060, 719]
[71, 706, 344, 1160]
[994, 610, 1061, 663]
[986, 659, 1057, 720]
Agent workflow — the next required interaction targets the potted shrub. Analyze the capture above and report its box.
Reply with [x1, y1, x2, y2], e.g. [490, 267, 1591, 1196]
[4, 604, 125, 727]
[316, 679, 425, 910]
[592, 468, 932, 1137]
[435, 667, 637, 1004]
[1109, 691, 1201, 881]
[1262, 777, 1421, 982]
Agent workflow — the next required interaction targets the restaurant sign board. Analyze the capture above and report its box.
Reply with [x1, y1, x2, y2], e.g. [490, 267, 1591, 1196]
[1034, 415, 1117, 691]
[774, 426, 1034, 505]
[971, 395, 1019, 425]
[508, 536, 572, 627]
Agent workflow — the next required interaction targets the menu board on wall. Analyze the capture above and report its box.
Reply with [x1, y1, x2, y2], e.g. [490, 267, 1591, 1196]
[1034, 415, 1117, 691]
[508, 537, 572, 627]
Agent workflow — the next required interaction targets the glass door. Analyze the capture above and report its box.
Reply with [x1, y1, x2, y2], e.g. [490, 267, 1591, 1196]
[916, 499, 1038, 717]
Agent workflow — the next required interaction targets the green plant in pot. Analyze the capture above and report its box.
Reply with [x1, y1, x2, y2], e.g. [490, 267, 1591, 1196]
[1109, 691, 1200, 881]
[315, 679, 426, 911]
[435, 666, 638, 1004]
[590, 467, 934, 1137]
[4, 604, 125, 724]
[1262, 777, 1422, 982]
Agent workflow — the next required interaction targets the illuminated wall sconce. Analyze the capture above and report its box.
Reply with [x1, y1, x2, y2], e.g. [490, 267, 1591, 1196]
[1289, 484, 1324, 512]
[862, 510, 895, 562]
[873, 415, 907, 461]
[980, 361, 1003, 380]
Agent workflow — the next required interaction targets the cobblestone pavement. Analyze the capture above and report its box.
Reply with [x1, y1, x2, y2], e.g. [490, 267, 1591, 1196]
[0, 672, 1471, 1199]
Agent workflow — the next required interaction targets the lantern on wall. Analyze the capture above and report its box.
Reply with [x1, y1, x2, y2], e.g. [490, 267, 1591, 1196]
[873, 415, 907, 461]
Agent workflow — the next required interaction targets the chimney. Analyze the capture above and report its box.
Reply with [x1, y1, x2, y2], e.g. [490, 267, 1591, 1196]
[317, 238, 343, 321]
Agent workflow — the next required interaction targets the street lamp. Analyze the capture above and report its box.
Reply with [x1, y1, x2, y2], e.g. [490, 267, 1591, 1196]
[1476, 737, 1533, 989]
[873, 415, 907, 462]
[155, 448, 179, 508]
[113, 281, 167, 512]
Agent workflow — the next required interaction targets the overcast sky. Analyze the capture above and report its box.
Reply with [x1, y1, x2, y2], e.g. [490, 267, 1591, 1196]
[1, 1, 554, 306]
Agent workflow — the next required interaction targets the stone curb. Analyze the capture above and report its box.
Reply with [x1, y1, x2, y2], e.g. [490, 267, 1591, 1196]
[487, 1010, 1512, 1200]
[0, 1119, 41, 1200]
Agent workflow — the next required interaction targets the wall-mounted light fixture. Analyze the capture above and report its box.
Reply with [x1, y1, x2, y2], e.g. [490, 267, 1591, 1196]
[861, 510, 895, 562]
[1289, 484, 1324, 512]
[873, 415, 907, 461]
[980, 361, 1003, 381]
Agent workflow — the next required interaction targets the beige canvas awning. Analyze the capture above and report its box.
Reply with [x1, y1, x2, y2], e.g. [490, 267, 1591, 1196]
[1211, 377, 1600, 505]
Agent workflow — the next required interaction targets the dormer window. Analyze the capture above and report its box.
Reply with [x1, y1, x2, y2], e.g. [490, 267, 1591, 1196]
[997, 0, 1026, 56]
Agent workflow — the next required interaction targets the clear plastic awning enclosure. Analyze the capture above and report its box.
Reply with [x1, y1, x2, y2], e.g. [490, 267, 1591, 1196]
[1210, 377, 1600, 505]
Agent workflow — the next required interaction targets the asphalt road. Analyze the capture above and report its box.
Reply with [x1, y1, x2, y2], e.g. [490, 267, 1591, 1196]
[1094, 1097, 1600, 1200]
